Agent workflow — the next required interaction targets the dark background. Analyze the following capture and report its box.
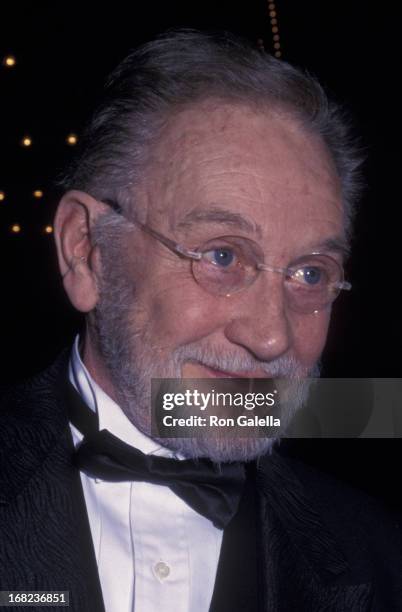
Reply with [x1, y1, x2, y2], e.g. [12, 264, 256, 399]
[1, 0, 400, 385]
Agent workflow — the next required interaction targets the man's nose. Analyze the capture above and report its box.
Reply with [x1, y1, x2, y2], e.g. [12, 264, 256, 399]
[223, 277, 292, 362]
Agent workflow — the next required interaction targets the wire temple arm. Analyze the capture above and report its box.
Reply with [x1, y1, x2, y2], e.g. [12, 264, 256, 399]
[334, 281, 352, 291]
[100, 197, 201, 260]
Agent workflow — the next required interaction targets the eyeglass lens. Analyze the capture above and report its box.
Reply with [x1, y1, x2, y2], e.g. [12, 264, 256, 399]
[191, 236, 344, 313]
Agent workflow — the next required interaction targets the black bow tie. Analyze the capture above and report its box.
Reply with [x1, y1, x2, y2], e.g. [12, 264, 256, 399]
[66, 382, 246, 529]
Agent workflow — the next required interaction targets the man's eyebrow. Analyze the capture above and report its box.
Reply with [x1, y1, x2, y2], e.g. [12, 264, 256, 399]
[313, 237, 351, 259]
[175, 206, 263, 238]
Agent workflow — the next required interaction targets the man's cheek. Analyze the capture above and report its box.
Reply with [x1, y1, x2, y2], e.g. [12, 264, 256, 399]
[292, 311, 331, 366]
[147, 286, 225, 344]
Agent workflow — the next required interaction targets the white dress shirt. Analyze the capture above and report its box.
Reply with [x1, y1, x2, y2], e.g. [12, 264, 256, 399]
[68, 336, 223, 612]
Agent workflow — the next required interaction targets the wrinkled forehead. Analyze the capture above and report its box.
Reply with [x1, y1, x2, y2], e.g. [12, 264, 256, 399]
[142, 101, 343, 236]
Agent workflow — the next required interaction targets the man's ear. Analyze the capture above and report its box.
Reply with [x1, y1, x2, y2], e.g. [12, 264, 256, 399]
[54, 190, 110, 312]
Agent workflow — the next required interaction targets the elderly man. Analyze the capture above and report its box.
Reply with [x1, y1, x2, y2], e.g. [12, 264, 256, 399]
[1, 30, 401, 612]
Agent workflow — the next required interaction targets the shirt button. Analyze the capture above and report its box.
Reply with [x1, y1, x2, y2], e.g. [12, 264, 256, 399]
[153, 561, 171, 581]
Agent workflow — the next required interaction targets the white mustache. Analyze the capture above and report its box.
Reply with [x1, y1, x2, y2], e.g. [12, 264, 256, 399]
[170, 343, 319, 378]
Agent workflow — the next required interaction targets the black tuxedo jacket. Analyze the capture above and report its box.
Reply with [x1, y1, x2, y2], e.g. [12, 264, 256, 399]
[1, 353, 402, 611]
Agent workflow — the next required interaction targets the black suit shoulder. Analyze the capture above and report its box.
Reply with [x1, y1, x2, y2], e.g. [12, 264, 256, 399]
[0, 351, 70, 503]
[0, 352, 105, 612]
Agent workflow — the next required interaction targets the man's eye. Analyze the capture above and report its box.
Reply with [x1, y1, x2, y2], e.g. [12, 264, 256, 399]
[292, 266, 323, 285]
[203, 248, 236, 268]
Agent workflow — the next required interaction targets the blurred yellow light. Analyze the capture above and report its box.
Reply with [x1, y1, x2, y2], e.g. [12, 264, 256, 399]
[274, 42, 281, 50]
[275, 51, 282, 58]
[0, 191, 5, 201]
[11, 224, 21, 233]
[66, 134, 78, 145]
[273, 34, 280, 41]
[33, 190, 43, 198]
[4, 56, 16, 67]
[272, 26, 279, 33]
[44, 225, 53, 234]
[269, 10, 276, 17]
[22, 137, 32, 147]
[268, 2, 275, 9]
[271, 18, 277, 24]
